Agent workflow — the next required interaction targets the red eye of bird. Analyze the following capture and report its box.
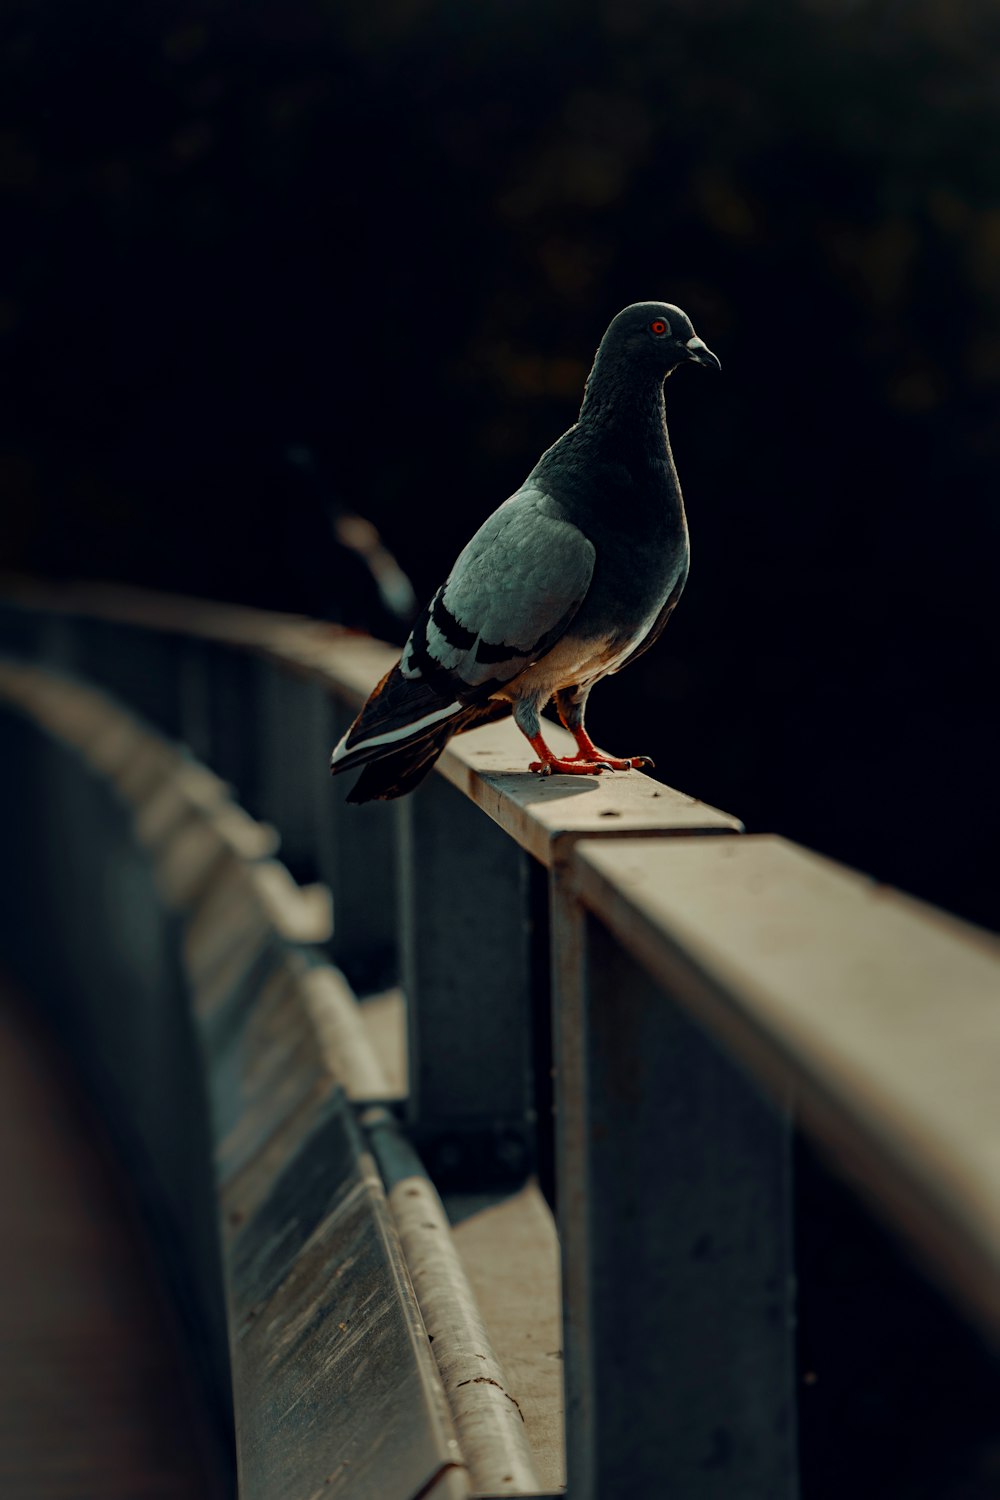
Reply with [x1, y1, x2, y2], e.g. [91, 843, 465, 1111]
[650, 319, 668, 335]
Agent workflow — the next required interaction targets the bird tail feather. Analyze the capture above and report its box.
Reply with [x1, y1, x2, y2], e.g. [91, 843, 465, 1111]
[331, 663, 514, 802]
[346, 700, 513, 801]
[345, 714, 463, 802]
[330, 664, 461, 777]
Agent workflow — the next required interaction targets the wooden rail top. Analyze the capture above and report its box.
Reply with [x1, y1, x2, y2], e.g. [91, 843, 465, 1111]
[432, 717, 741, 864]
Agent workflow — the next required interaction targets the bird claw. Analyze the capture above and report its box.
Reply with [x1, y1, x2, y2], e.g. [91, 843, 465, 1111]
[529, 757, 611, 776]
[571, 752, 655, 772]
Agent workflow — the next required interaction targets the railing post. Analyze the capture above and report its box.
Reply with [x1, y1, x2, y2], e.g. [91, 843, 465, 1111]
[203, 645, 261, 814]
[253, 659, 330, 883]
[71, 619, 188, 738]
[177, 637, 215, 767]
[551, 865, 798, 1500]
[397, 774, 538, 1186]
[318, 698, 400, 994]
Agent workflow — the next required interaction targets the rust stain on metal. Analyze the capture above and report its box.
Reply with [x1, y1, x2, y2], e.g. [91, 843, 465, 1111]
[454, 1377, 525, 1421]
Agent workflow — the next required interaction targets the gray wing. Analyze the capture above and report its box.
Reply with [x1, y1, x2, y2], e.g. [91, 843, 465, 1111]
[401, 488, 596, 696]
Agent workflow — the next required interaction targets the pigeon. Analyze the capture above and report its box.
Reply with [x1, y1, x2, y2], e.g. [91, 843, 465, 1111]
[330, 301, 719, 803]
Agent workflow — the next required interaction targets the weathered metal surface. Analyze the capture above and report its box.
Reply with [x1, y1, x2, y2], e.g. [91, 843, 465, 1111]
[356, 987, 408, 1097]
[133, 758, 228, 847]
[365, 1108, 541, 1497]
[184, 857, 285, 1014]
[182, 861, 325, 1020]
[572, 833, 1000, 1337]
[153, 815, 259, 912]
[445, 1181, 565, 1494]
[213, 965, 393, 1236]
[398, 773, 534, 1180]
[112, 733, 181, 806]
[298, 960, 393, 1101]
[133, 758, 275, 870]
[203, 957, 392, 1192]
[230, 1092, 468, 1500]
[202, 955, 333, 1186]
[248, 861, 332, 943]
[219, 1081, 339, 1247]
[551, 875, 797, 1499]
[0, 655, 110, 742]
[78, 710, 146, 778]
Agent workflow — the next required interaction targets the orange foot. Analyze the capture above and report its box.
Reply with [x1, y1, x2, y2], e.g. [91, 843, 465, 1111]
[529, 755, 611, 776]
[570, 750, 655, 772]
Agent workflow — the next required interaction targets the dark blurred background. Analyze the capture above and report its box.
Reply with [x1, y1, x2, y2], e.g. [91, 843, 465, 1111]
[3, 0, 998, 928]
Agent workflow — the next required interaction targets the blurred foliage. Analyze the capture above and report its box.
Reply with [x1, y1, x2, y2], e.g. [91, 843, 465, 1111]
[2, 0, 999, 938]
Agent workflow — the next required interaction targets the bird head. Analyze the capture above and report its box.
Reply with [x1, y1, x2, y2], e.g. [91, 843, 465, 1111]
[601, 301, 721, 378]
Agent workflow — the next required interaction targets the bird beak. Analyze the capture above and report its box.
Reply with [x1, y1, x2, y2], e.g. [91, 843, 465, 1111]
[685, 336, 721, 371]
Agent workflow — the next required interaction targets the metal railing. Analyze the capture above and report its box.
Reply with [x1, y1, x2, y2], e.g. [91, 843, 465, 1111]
[1, 578, 998, 1500]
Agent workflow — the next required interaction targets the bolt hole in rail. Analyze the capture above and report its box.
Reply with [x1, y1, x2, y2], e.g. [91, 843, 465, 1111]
[0, 579, 998, 1499]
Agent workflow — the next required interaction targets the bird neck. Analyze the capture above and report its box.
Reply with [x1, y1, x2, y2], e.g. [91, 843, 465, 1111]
[578, 360, 672, 452]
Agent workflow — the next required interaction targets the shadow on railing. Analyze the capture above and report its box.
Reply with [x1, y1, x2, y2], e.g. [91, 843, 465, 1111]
[0, 577, 998, 1500]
